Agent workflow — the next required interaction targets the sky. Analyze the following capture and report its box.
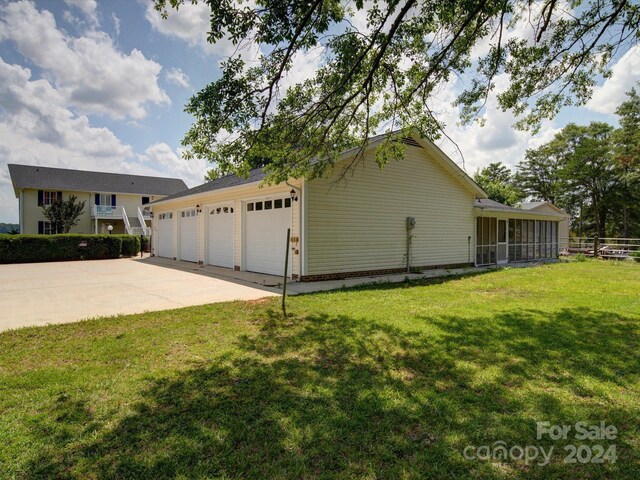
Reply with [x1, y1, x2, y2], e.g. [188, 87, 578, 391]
[0, 0, 638, 223]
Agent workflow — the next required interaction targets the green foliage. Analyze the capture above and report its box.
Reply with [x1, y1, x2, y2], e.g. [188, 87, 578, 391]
[473, 162, 523, 206]
[574, 253, 587, 262]
[2, 261, 640, 478]
[0, 234, 137, 264]
[41, 195, 86, 234]
[154, 0, 640, 182]
[113, 235, 141, 257]
[630, 251, 640, 263]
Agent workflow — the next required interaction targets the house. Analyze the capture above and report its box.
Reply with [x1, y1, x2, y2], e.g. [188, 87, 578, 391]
[149, 132, 570, 281]
[8, 164, 187, 235]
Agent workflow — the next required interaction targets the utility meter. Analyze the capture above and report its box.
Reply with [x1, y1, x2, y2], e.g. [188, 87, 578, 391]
[406, 217, 416, 230]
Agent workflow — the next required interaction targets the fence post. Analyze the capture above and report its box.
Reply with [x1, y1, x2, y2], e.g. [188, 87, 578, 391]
[593, 236, 599, 258]
[282, 228, 291, 318]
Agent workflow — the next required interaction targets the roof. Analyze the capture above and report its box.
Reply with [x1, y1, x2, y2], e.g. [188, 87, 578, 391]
[520, 201, 569, 216]
[149, 168, 267, 205]
[150, 130, 488, 206]
[475, 198, 568, 219]
[520, 201, 547, 210]
[474, 198, 526, 213]
[8, 164, 188, 197]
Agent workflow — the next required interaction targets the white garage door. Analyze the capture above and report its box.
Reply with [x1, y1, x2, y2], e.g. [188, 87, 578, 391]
[157, 212, 173, 259]
[180, 209, 198, 262]
[245, 197, 292, 276]
[208, 204, 234, 268]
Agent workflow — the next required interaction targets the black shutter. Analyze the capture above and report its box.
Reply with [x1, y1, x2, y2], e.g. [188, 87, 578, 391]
[57, 191, 62, 201]
[38, 221, 44, 234]
[38, 190, 43, 206]
[95, 193, 100, 205]
[111, 195, 116, 206]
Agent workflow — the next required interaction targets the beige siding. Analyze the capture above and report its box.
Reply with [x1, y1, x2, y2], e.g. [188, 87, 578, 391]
[151, 181, 302, 276]
[21, 188, 163, 234]
[305, 145, 476, 275]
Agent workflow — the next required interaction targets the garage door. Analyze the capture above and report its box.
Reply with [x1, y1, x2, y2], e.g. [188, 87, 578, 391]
[245, 197, 292, 275]
[180, 209, 198, 262]
[157, 212, 173, 258]
[207, 204, 234, 268]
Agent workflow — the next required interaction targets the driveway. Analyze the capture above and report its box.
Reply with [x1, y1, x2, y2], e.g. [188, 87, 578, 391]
[0, 257, 280, 331]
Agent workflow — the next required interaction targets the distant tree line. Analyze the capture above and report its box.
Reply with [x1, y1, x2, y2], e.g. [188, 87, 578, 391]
[0, 223, 19, 234]
[474, 86, 640, 239]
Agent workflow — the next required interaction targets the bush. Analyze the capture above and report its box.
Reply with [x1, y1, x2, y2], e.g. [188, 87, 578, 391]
[141, 236, 150, 253]
[574, 253, 587, 262]
[0, 234, 124, 264]
[114, 235, 141, 257]
[630, 251, 640, 263]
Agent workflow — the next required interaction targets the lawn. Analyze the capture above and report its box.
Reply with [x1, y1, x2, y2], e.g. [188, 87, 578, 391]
[1, 260, 639, 479]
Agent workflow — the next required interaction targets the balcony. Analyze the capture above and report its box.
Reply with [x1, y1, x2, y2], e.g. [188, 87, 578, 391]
[91, 205, 126, 219]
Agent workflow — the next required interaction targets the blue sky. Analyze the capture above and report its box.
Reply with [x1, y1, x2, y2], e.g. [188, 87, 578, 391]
[0, 0, 638, 223]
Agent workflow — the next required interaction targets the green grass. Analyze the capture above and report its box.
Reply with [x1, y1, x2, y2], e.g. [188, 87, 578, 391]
[1, 260, 639, 479]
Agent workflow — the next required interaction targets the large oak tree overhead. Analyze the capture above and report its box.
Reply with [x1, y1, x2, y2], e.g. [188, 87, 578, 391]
[155, 0, 640, 182]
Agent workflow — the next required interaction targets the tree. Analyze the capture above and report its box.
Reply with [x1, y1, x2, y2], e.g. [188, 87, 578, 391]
[516, 140, 568, 206]
[155, 0, 640, 182]
[612, 85, 640, 237]
[473, 162, 523, 206]
[42, 196, 86, 234]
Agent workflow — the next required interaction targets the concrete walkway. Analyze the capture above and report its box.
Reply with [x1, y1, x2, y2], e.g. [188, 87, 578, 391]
[0, 256, 280, 331]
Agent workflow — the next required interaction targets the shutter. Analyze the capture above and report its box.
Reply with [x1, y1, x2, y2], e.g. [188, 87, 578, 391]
[57, 191, 63, 201]
[111, 195, 116, 206]
[38, 221, 44, 234]
[95, 193, 100, 205]
[38, 190, 43, 206]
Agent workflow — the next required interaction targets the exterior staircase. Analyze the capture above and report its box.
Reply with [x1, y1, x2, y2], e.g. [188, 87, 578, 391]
[121, 207, 152, 236]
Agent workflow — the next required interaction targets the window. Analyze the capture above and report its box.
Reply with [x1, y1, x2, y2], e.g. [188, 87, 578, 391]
[255, 202, 263, 211]
[247, 203, 254, 212]
[99, 194, 113, 206]
[43, 221, 55, 234]
[284, 198, 291, 208]
[142, 196, 150, 205]
[43, 191, 61, 206]
[265, 200, 272, 210]
[274, 199, 283, 209]
[507, 219, 559, 262]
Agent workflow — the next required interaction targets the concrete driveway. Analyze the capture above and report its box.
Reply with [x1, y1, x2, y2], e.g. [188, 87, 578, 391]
[0, 256, 280, 331]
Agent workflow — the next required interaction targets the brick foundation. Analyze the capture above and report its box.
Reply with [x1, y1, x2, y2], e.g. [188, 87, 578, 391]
[300, 263, 474, 282]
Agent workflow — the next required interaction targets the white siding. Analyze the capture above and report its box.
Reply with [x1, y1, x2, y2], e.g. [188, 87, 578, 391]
[305, 145, 476, 275]
[151, 181, 302, 277]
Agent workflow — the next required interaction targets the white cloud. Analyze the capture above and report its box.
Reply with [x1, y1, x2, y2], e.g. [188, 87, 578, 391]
[63, 0, 98, 25]
[144, 0, 260, 61]
[587, 45, 640, 115]
[0, 0, 169, 120]
[0, 57, 137, 222]
[137, 143, 208, 187]
[165, 67, 191, 89]
[112, 12, 121, 36]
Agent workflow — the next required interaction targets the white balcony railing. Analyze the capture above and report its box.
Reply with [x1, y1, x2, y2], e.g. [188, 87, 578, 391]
[91, 205, 125, 218]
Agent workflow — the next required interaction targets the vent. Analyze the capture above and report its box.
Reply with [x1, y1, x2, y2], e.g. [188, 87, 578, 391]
[401, 137, 421, 147]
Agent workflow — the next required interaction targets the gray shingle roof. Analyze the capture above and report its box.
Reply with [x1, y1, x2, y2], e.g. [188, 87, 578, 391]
[520, 201, 546, 210]
[149, 168, 267, 204]
[8, 164, 188, 196]
[474, 198, 525, 213]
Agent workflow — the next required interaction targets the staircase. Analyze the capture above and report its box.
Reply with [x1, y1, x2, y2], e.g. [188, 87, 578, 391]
[120, 207, 152, 236]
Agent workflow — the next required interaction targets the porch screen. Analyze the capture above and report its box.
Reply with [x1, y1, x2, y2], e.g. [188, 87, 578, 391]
[508, 220, 558, 262]
[476, 217, 497, 265]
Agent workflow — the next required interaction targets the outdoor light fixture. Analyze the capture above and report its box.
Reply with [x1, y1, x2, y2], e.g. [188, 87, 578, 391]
[196, 204, 202, 213]
[107, 225, 113, 234]
[289, 188, 298, 202]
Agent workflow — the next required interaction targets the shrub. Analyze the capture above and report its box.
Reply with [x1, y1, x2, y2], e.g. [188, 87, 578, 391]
[574, 253, 587, 262]
[114, 235, 141, 257]
[630, 251, 640, 263]
[141, 236, 150, 253]
[0, 234, 123, 264]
